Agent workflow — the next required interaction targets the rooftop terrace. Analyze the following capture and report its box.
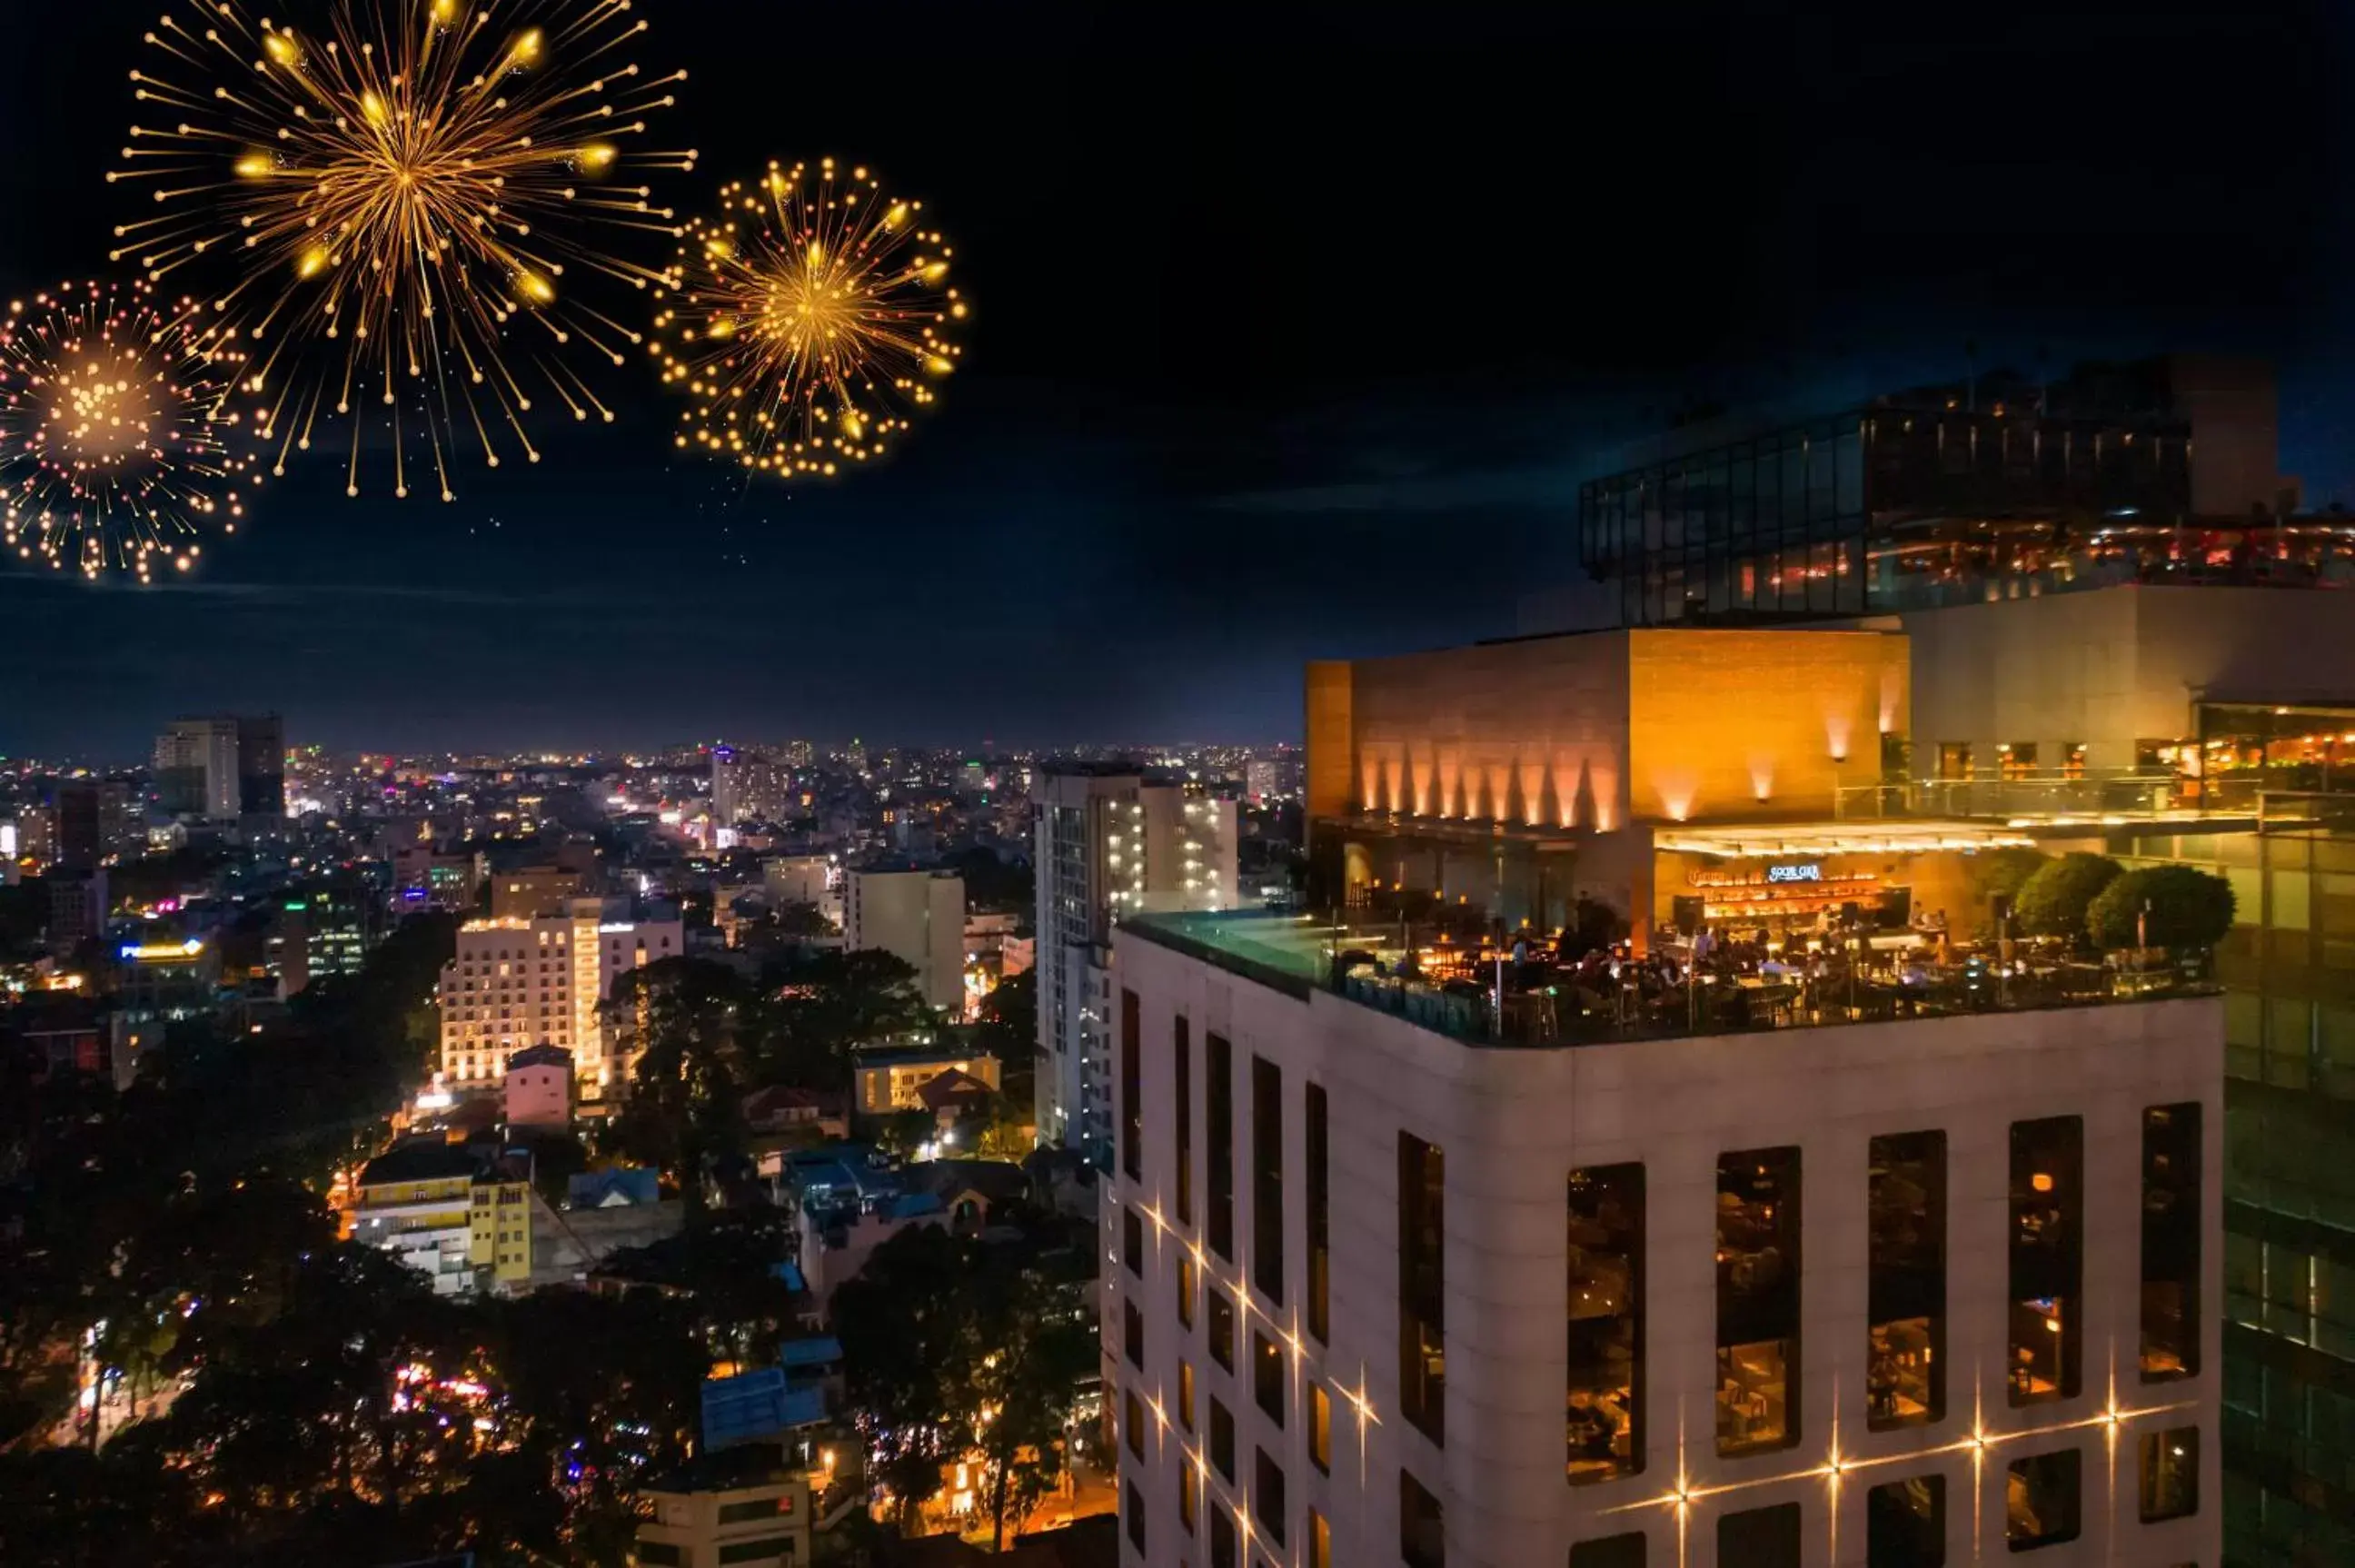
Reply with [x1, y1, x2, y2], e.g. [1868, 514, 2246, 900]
[1120, 908, 2216, 1048]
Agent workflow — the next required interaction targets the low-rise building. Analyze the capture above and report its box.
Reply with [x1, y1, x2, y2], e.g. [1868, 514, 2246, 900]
[502, 1043, 573, 1129]
[351, 1140, 482, 1296]
[631, 1445, 812, 1568]
[852, 1046, 1001, 1117]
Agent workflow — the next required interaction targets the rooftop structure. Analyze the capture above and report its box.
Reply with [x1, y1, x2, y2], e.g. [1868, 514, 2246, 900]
[1576, 355, 2301, 629]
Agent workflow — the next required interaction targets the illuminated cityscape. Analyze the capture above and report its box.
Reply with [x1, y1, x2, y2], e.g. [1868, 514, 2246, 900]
[5, 5, 2353, 1568]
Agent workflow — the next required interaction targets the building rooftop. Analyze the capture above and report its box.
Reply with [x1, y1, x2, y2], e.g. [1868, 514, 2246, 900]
[359, 1138, 482, 1186]
[1121, 908, 2219, 1050]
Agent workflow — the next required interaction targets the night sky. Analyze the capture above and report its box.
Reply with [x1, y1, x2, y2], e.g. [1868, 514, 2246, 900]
[1, 0, 2348, 759]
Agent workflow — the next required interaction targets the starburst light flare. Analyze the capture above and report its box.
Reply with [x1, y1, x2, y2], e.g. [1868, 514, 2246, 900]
[652, 158, 967, 478]
[0, 278, 265, 582]
[111, 0, 698, 501]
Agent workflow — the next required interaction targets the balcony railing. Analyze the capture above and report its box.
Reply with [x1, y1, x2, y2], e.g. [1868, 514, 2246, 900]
[1121, 908, 2216, 1049]
[1833, 771, 2242, 824]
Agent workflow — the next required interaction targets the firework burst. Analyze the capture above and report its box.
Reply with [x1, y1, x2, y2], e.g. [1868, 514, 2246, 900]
[653, 158, 966, 478]
[1, 278, 265, 582]
[111, 0, 697, 501]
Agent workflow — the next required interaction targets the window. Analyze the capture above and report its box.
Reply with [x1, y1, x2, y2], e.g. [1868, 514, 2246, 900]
[1937, 742, 1972, 781]
[1178, 1255, 1197, 1330]
[1999, 741, 2039, 781]
[2139, 1426, 2199, 1522]
[1210, 1396, 1235, 1481]
[1308, 1508, 1330, 1568]
[2009, 1118, 2083, 1405]
[2141, 1104, 2201, 1380]
[1207, 1285, 1236, 1372]
[1180, 1462, 1197, 1533]
[1254, 1448, 1286, 1545]
[1176, 1016, 1194, 1227]
[1717, 1146, 1801, 1455]
[1309, 1383, 1331, 1474]
[1252, 1331, 1285, 1426]
[1125, 1206, 1145, 1278]
[1566, 1162, 1644, 1483]
[1866, 1474, 1944, 1566]
[1211, 1510, 1237, 1568]
[1569, 1533, 1646, 1568]
[715, 1540, 795, 1566]
[1306, 1080, 1329, 1344]
[636, 1543, 683, 1566]
[1399, 1131, 1446, 1444]
[1121, 988, 1141, 1182]
[1868, 1131, 1946, 1430]
[1125, 1299, 1146, 1370]
[2062, 742, 2087, 780]
[1127, 1390, 1146, 1459]
[1252, 1055, 1284, 1304]
[2006, 1448, 2082, 1550]
[1400, 1469, 1445, 1568]
[1179, 1359, 1196, 1432]
[1127, 1478, 1147, 1553]
[1718, 1503, 1801, 1568]
[1208, 1032, 1235, 1259]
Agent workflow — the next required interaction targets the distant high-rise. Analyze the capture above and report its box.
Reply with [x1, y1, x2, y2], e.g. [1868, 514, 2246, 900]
[236, 714, 285, 819]
[155, 719, 240, 819]
[710, 745, 792, 825]
[1032, 767, 1237, 1161]
[155, 714, 283, 821]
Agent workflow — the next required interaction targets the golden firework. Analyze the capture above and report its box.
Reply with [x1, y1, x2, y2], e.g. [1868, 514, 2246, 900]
[653, 158, 966, 478]
[111, 0, 697, 501]
[1, 278, 265, 582]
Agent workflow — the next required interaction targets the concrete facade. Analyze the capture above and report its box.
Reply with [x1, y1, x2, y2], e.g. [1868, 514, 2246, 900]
[845, 867, 966, 1011]
[1309, 627, 1910, 832]
[1880, 584, 2355, 778]
[1103, 923, 2223, 1568]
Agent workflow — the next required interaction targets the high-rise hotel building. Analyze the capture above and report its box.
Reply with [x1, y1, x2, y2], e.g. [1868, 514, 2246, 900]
[1035, 767, 1239, 1163]
[434, 898, 681, 1102]
[1104, 627, 2223, 1567]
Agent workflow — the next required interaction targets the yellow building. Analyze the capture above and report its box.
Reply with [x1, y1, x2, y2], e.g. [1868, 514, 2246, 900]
[351, 1140, 482, 1296]
[851, 1046, 1002, 1116]
[467, 1152, 535, 1291]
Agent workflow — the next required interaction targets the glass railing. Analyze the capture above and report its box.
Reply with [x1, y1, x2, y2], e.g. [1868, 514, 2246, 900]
[1834, 772, 2209, 823]
[1121, 908, 2217, 1049]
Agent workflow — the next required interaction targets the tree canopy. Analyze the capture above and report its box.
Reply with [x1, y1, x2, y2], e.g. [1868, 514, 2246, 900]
[2012, 852, 2122, 943]
[2087, 863, 2238, 952]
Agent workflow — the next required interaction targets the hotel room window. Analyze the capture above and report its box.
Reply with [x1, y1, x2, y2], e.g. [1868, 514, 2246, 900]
[1566, 1162, 1644, 1482]
[1717, 1146, 1801, 1454]
[1868, 1131, 1945, 1429]
[2009, 1117, 2083, 1405]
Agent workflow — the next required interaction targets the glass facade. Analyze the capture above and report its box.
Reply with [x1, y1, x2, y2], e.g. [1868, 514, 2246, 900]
[2127, 821, 2355, 1568]
[1579, 403, 2198, 628]
[1120, 987, 1141, 1182]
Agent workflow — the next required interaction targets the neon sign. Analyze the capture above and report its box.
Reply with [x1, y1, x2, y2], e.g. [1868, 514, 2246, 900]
[1765, 862, 1823, 884]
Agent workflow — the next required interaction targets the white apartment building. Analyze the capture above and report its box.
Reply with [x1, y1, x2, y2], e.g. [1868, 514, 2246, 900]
[434, 898, 682, 1100]
[1034, 769, 1240, 1163]
[844, 866, 965, 1010]
[1102, 910, 2221, 1568]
